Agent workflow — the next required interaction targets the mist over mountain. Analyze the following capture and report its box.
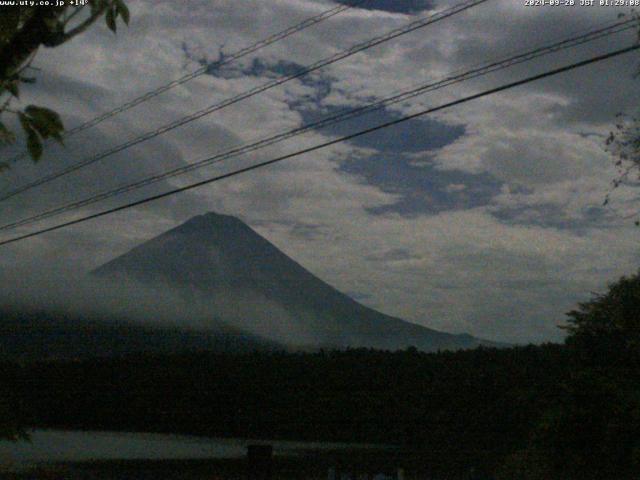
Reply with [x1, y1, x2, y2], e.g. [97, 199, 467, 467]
[0, 308, 281, 361]
[92, 212, 488, 351]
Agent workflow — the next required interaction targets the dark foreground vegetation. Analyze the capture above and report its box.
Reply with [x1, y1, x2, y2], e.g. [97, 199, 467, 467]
[2, 271, 640, 479]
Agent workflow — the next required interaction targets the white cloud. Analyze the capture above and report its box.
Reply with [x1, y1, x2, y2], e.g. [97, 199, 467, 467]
[1, 0, 639, 344]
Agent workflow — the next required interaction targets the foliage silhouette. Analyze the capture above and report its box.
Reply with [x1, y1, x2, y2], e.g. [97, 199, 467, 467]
[0, 1, 129, 164]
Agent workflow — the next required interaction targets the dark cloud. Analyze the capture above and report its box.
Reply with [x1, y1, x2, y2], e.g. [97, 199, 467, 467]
[340, 152, 501, 215]
[490, 203, 612, 231]
[336, 0, 435, 14]
[299, 104, 465, 152]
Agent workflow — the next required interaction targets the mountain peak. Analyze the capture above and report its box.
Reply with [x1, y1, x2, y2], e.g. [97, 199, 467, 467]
[202, 211, 238, 221]
[167, 212, 252, 240]
[178, 211, 241, 229]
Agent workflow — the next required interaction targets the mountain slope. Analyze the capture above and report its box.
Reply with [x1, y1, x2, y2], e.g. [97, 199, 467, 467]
[93, 212, 488, 351]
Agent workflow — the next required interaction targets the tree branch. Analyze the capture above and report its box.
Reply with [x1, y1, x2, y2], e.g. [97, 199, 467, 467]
[53, 3, 111, 46]
[0, 9, 60, 79]
[62, 6, 85, 27]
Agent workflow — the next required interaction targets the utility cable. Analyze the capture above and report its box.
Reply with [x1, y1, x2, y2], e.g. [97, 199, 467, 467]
[0, 0, 489, 202]
[0, 18, 634, 233]
[0, 42, 636, 248]
[4, 0, 369, 163]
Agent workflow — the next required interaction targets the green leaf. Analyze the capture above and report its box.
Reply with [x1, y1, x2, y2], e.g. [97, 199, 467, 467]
[115, 0, 130, 25]
[0, 9, 20, 45]
[89, 0, 105, 16]
[42, 17, 62, 32]
[18, 112, 44, 161]
[25, 106, 64, 130]
[24, 105, 64, 143]
[106, 6, 117, 33]
[26, 129, 43, 160]
[17, 112, 29, 134]
[0, 121, 15, 145]
[5, 80, 19, 98]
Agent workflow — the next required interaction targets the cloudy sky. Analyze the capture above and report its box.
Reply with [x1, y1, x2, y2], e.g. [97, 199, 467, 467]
[1, 0, 639, 343]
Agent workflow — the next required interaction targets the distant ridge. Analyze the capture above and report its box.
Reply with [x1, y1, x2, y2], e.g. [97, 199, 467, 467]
[93, 212, 491, 352]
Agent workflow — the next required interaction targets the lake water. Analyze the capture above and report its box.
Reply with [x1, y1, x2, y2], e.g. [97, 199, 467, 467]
[0, 429, 380, 470]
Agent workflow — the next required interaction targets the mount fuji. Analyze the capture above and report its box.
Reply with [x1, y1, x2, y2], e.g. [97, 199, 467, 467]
[92, 212, 488, 352]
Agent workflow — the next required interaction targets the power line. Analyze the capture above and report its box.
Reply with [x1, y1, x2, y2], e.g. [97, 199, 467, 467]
[66, 0, 368, 136]
[0, 43, 637, 248]
[0, 0, 489, 203]
[0, 18, 634, 234]
[4, 0, 369, 163]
